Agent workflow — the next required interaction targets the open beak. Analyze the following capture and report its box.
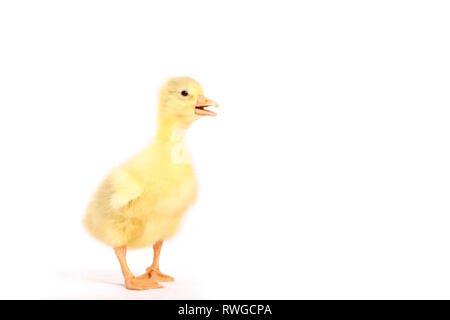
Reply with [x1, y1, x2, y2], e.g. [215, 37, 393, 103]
[195, 95, 219, 116]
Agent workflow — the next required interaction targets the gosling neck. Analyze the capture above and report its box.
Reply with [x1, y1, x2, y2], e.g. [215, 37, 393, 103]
[154, 118, 189, 144]
[153, 119, 192, 165]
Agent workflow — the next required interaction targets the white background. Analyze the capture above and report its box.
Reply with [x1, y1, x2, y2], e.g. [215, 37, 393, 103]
[0, 1, 449, 299]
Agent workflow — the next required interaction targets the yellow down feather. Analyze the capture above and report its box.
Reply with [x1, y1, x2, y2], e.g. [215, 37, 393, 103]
[83, 77, 205, 249]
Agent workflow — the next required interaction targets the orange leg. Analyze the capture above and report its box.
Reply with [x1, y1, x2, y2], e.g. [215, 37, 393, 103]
[114, 246, 163, 290]
[136, 240, 174, 282]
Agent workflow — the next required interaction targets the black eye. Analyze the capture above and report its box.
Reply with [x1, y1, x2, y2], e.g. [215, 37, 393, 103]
[181, 90, 189, 96]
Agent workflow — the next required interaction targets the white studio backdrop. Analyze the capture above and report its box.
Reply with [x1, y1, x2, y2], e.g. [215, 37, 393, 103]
[0, 1, 449, 299]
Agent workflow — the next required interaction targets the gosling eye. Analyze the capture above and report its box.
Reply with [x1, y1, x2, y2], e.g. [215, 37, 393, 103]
[181, 90, 189, 97]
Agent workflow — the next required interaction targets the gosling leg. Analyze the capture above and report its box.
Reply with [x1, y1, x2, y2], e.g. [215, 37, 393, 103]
[114, 246, 162, 290]
[136, 240, 175, 282]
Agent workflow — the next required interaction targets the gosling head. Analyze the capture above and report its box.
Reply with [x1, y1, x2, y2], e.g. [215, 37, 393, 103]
[157, 77, 218, 129]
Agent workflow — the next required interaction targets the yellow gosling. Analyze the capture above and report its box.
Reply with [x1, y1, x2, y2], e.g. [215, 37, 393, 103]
[83, 77, 218, 290]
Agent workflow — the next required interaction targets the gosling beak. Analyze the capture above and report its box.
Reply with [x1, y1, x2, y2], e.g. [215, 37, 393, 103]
[195, 95, 219, 116]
